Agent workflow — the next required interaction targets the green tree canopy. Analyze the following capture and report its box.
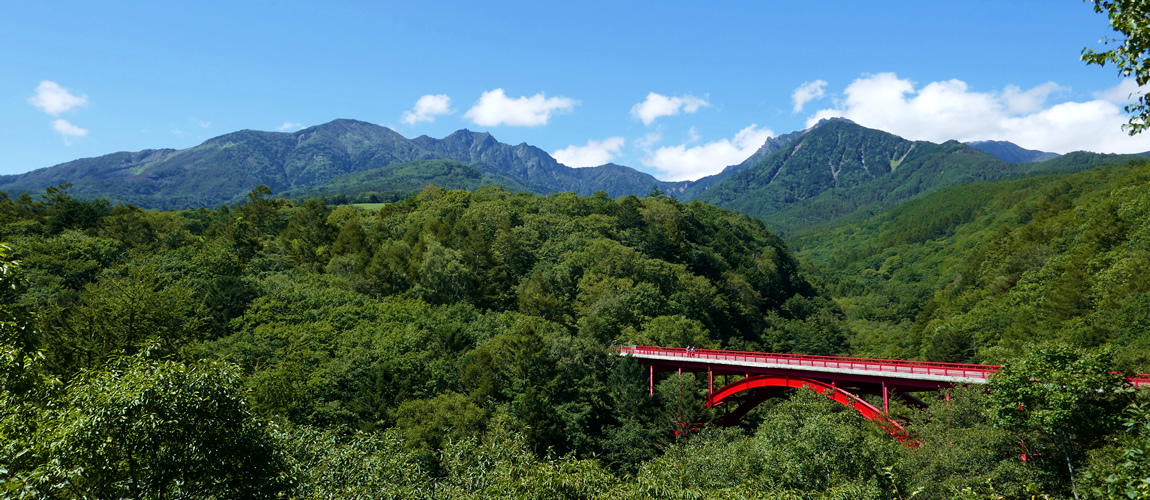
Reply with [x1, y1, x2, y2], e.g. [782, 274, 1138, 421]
[1083, 0, 1150, 134]
[25, 351, 290, 499]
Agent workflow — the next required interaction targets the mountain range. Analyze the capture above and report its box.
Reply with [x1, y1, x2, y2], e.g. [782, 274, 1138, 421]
[0, 119, 683, 210]
[1, 118, 1141, 234]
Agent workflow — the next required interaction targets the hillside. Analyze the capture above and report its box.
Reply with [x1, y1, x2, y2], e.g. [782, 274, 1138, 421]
[0, 119, 684, 209]
[790, 158, 1150, 369]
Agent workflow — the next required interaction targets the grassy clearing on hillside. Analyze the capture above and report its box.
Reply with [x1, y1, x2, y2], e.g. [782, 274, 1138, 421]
[350, 203, 388, 211]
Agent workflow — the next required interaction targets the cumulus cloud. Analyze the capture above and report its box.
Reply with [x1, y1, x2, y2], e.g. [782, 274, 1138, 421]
[792, 80, 828, 112]
[553, 137, 625, 168]
[29, 81, 88, 115]
[687, 126, 701, 143]
[277, 121, 304, 131]
[1001, 82, 1065, 114]
[631, 93, 710, 125]
[401, 94, 454, 124]
[464, 89, 577, 127]
[52, 119, 88, 144]
[635, 132, 663, 149]
[1094, 78, 1148, 105]
[807, 73, 1150, 154]
[642, 125, 773, 181]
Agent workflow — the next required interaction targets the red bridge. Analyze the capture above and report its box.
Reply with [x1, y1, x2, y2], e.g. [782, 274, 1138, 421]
[618, 345, 1150, 442]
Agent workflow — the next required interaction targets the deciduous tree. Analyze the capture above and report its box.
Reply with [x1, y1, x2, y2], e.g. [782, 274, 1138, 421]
[1083, 0, 1150, 134]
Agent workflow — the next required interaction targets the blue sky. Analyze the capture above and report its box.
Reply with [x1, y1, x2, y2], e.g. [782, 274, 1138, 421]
[3, 0, 1146, 180]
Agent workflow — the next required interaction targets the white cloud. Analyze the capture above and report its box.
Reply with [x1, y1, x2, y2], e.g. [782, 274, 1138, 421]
[1001, 82, 1065, 114]
[52, 119, 88, 144]
[642, 125, 773, 181]
[29, 81, 88, 115]
[277, 121, 304, 131]
[401, 94, 453, 124]
[687, 126, 701, 143]
[464, 89, 577, 127]
[791, 80, 827, 112]
[635, 132, 662, 149]
[807, 73, 1150, 154]
[630, 92, 710, 125]
[1094, 78, 1148, 105]
[553, 137, 625, 168]
[199, 120, 212, 128]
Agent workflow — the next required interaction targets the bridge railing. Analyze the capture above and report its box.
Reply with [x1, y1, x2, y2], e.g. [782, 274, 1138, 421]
[618, 345, 1001, 380]
[1129, 376, 1150, 388]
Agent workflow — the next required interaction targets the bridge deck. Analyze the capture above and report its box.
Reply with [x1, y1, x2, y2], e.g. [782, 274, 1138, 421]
[618, 345, 1150, 388]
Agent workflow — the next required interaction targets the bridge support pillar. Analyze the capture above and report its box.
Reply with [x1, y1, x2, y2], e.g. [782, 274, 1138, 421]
[649, 365, 653, 396]
[708, 367, 713, 397]
[882, 379, 889, 413]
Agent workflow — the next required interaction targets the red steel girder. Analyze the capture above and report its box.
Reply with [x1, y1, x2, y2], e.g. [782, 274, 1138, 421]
[707, 374, 917, 445]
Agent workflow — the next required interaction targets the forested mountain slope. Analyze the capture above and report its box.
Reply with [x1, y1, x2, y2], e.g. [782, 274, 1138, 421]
[792, 158, 1150, 370]
[280, 159, 534, 203]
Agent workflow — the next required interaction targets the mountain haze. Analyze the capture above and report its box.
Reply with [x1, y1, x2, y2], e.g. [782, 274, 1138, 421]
[965, 140, 1060, 163]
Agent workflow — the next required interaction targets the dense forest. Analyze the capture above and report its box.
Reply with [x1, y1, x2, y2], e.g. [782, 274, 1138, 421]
[2, 173, 1150, 498]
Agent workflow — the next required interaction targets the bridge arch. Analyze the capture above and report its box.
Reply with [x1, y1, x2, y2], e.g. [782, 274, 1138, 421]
[707, 374, 913, 443]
